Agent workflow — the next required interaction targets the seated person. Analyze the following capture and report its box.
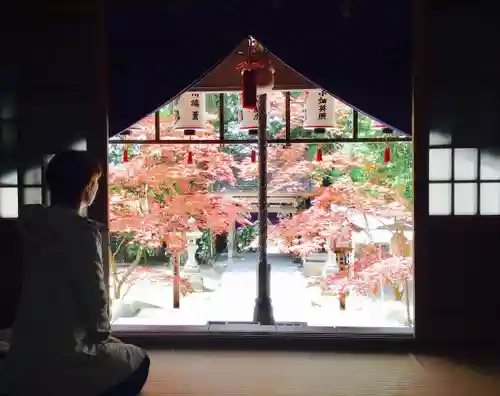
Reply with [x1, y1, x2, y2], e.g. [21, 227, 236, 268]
[5, 151, 149, 396]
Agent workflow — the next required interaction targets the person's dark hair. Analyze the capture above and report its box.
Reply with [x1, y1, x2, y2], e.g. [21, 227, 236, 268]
[45, 150, 102, 205]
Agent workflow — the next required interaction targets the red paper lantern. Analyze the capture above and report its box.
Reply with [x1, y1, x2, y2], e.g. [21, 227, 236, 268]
[238, 38, 274, 109]
[241, 69, 257, 110]
[316, 147, 323, 162]
[384, 145, 391, 164]
[381, 127, 393, 164]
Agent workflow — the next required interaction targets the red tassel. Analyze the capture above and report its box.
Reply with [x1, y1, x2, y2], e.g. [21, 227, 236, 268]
[251, 149, 256, 163]
[123, 147, 129, 163]
[187, 151, 193, 165]
[242, 69, 257, 109]
[384, 145, 391, 164]
[316, 147, 323, 162]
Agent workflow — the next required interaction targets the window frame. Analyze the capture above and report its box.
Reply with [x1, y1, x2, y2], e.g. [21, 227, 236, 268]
[428, 143, 500, 216]
[107, 91, 415, 333]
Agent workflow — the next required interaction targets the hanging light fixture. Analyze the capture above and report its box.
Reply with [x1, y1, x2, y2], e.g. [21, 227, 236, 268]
[173, 91, 207, 166]
[242, 69, 258, 110]
[251, 149, 257, 163]
[383, 145, 391, 164]
[239, 103, 259, 135]
[237, 37, 274, 110]
[123, 146, 129, 163]
[173, 92, 206, 132]
[371, 120, 393, 164]
[315, 146, 323, 162]
[303, 89, 336, 134]
[370, 119, 392, 164]
[185, 131, 195, 165]
[382, 127, 393, 164]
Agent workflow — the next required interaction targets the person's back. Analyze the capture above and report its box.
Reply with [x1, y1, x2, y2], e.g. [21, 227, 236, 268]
[4, 151, 149, 396]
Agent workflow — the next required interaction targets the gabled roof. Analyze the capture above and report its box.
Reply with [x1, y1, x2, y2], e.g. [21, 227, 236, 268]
[190, 39, 316, 92]
[109, 1, 411, 136]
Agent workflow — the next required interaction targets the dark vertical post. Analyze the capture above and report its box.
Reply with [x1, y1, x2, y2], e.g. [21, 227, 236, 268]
[218, 93, 225, 140]
[88, 0, 111, 304]
[352, 109, 359, 140]
[154, 110, 160, 141]
[412, 0, 429, 343]
[285, 92, 291, 143]
[253, 93, 274, 325]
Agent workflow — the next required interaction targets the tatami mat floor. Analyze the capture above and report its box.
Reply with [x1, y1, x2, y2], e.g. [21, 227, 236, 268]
[142, 350, 500, 395]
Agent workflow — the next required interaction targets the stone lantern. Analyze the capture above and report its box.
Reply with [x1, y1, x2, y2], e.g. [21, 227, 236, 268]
[184, 217, 204, 291]
[322, 233, 340, 276]
[323, 223, 353, 276]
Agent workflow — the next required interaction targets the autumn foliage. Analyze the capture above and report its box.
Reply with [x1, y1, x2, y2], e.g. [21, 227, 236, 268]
[109, 120, 251, 249]
[109, 91, 413, 297]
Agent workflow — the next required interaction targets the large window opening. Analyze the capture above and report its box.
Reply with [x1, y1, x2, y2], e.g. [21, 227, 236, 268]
[108, 89, 414, 333]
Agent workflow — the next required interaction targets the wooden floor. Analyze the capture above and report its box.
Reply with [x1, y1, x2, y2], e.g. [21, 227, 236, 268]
[143, 350, 500, 395]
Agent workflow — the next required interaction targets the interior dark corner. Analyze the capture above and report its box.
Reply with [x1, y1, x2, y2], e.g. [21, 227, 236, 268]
[1, 1, 500, 394]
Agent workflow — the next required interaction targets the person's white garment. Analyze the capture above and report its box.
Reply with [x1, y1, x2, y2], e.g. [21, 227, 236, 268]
[4, 205, 146, 396]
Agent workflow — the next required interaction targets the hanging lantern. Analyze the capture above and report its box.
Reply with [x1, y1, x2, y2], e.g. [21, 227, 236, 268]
[382, 127, 393, 164]
[303, 89, 335, 131]
[250, 149, 257, 163]
[173, 92, 206, 131]
[238, 37, 274, 109]
[241, 69, 257, 110]
[186, 150, 194, 165]
[315, 146, 323, 162]
[123, 146, 129, 163]
[239, 105, 259, 131]
[384, 145, 391, 164]
[124, 125, 142, 137]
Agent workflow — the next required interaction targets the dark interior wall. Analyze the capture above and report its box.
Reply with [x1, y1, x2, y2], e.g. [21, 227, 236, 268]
[17, 10, 107, 182]
[1, 6, 108, 220]
[414, 4, 500, 347]
[0, 5, 108, 329]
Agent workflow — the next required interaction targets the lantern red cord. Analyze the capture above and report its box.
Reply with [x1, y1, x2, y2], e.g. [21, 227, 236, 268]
[384, 145, 391, 164]
[236, 61, 265, 71]
[251, 149, 256, 163]
[187, 151, 193, 165]
[123, 147, 129, 163]
[316, 147, 323, 162]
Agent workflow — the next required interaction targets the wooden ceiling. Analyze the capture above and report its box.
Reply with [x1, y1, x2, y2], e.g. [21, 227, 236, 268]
[191, 39, 317, 92]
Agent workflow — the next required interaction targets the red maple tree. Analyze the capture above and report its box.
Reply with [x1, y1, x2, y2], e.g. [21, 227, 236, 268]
[109, 91, 414, 307]
[109, 120, 251, 249]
